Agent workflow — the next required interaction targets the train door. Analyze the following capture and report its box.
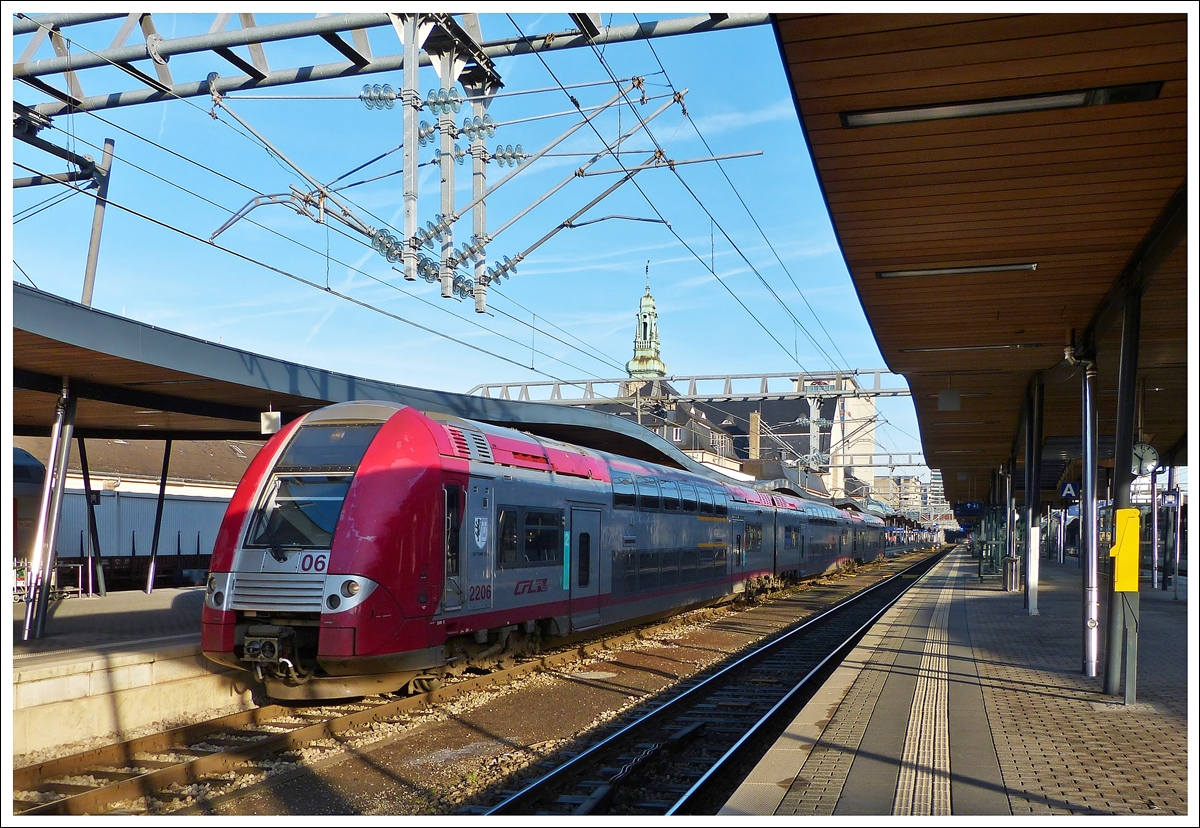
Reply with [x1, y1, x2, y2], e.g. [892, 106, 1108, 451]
[569, 506, 601, 629]
[729, 517, 746, 591]
[465, 477, 494, 612]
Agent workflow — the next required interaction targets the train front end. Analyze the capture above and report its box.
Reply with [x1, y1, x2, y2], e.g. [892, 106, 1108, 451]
[201, 401, 447, 699]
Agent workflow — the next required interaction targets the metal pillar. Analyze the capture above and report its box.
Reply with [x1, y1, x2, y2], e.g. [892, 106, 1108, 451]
[1163, 465, 1175, 591]
[1105, 290, 1141, 698]
[1005, 462, 1015, 563]
[397, 14, 433, 283]
[25, 381, 77, 640]
[80, 138, 114, 307]
[77, 437, 107, 597]
[467, 76, 499, 313]
[430, 47, 466, 298]
[145, 439, 173, 594]
[1082, 363, 1100, 676]
[1171, 484, 1181, 601]
[1150, 468, 1159, 588]
[1025, 374, 1043, 614]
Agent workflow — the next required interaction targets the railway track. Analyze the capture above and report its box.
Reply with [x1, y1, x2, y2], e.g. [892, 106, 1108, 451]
[13, 549, 941, 816]
[479, 551, 946, 816]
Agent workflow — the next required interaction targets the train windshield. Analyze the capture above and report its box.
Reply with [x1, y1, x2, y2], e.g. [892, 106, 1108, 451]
[245, 474, 353, 549]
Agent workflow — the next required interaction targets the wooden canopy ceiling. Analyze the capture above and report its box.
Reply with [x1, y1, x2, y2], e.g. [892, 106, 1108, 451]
[774, 13, 1189, 505]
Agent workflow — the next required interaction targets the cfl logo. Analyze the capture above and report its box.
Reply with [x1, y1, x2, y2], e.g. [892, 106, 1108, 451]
[514, 578, 548, 595]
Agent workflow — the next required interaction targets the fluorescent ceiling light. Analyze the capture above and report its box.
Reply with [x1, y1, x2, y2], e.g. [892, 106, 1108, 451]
[900, 343, 1046, 353]
[933, 420, 1000, 426]
[842, 82, 1162, 128]
[878, 263, 1037, 278]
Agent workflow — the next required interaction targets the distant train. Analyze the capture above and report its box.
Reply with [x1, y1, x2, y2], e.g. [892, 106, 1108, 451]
[201, 401, 901, 700]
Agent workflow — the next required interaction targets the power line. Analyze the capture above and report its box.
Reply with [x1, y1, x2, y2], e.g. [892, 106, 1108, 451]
[579, 26, 842, 374]
[505, 14, 811, 376]
[630, 13, 854, 373]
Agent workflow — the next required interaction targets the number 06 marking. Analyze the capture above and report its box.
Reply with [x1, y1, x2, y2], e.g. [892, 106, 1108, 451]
[301, 553, 329, 572]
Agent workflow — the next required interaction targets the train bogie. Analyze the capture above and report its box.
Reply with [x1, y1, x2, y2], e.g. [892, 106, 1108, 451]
[200, 400, 893, 700]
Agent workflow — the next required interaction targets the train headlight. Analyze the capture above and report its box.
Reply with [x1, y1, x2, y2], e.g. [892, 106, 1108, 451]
[212, 590, 224, 606]
[260, 640, 277, 661]
[327, 593, 341, 610]
[207, 575, 216, 593]
[245, 639, 262, 659]
[340, 579, 360, 598]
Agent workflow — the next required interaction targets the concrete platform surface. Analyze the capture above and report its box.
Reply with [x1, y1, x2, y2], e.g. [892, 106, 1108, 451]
[722, 546, 1191, 817]
[10, 587, 255, 759]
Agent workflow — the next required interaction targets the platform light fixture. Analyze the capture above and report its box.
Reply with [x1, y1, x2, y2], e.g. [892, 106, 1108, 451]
[900, 343, 1046, 353]
[841, 82, 1163, 128]
[878, 262, 1038, 278]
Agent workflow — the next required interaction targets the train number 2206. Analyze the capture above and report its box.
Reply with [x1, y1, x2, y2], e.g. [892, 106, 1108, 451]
[469, 585, 492, 601]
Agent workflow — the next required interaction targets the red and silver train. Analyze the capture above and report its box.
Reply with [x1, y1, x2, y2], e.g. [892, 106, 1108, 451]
[201, 401, 890, 699]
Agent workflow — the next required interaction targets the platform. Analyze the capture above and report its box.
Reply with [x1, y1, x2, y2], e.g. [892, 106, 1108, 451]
[722, 545, 1190, 816]
[10, 587, 256, 760]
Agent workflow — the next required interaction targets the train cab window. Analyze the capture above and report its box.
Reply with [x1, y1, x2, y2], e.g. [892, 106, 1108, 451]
[612, 473, 637, 509]
[698, 487, 715, 515]
[577, 533, 591, 588]
[245, 474, 353, 549]
[660, 479, 681, 511]
[714, 489, 729, 517]
[679, 481, 699, 512]
[637, 476, 661, 510]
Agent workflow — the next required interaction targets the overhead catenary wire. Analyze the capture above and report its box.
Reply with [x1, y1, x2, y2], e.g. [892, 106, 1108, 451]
[10, 160, 630, 387]
[20, 105, 645, 390]
[505, 15, 812, 377]
[14, 17, 845, 448]
[631, 13, 854, 373]
[576, 22, 846, 375]
[11, 23, 672, 388]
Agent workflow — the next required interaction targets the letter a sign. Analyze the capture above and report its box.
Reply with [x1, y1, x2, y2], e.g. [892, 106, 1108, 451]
[1060, 481, 1080, 500]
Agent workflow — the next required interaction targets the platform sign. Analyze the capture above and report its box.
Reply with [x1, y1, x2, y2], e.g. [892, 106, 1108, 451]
[953, 501, 981, 517]
[1060, 481, 1080, 500]
[1162, 491, 1178, 508]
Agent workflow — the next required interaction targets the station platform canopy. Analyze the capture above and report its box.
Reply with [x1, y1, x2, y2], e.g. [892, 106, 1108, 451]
[773, 13, 1189, 504]
[12, 283, 720, 476]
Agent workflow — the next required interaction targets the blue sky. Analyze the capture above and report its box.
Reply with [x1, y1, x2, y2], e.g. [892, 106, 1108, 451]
[7, 11, 930, 469]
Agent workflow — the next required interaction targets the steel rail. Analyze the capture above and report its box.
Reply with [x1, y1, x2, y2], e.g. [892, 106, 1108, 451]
[484, 550, 945, 815]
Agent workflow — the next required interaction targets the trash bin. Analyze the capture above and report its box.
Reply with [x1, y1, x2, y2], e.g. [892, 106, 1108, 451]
[1003, 555, 1021, 592]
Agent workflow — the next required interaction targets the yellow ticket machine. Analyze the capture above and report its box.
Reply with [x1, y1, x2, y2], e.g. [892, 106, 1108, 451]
[1108, 508, 1141, 592]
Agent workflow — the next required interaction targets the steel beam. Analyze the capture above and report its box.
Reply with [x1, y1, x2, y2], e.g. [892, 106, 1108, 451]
[19, 14, 771, 117]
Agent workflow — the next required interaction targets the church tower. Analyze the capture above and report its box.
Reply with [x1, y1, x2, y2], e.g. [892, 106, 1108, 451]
[625, 263, 667, 379]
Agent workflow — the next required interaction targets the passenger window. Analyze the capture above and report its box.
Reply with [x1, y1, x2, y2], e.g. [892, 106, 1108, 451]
[714, 489, 729, 517]
[679, 481, 698, 512]
[746, 522, 763, 553]
[578, 532, 591, 588]
[612, 473, 637, 509]
[698, 487, 715, 515]
[660, 479, 681, 510]
[523, 510, 562, 564]
[637, 476, 661, 510]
